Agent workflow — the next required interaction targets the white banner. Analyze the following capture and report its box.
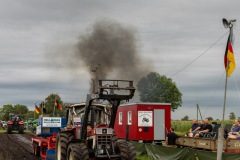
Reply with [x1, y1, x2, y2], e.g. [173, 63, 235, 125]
[42, 117, 62, 127]
[138, 111, 153, 127]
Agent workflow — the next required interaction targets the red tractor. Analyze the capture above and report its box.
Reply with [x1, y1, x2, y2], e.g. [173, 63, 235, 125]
[55, 80, 136, 160]
[7, 114, 24, 134]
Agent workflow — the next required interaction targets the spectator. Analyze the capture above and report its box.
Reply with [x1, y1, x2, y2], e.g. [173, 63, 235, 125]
[33, 123, 37, 133]
[186, 119, 200, 137]
[166, 128, 178, 145]
[228, 132, 240, 139]
[228, 119, 240, 139]
[194, 118, 213, 137]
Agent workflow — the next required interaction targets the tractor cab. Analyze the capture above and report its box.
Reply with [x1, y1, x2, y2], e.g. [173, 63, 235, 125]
[65, 103, 86, 129]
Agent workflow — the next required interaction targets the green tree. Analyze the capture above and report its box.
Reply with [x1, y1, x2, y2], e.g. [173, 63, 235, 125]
[137, 72, 182, 111]
[1, 104, 14, 121]
[45, 93, 66, 117]
[229, 112, 236, 120]
[206, 117, 213, 121]
[181, 115, 189, 121]
[24, 111, 35, 120]
[14, 104, 29, 115]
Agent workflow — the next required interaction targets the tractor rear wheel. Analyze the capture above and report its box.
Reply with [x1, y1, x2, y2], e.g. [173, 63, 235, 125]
[55, 132, 74, 160]
[18, 124, 24, 134]
[7, 125, 12, 134]
[116, 141, 136, 160]
[67, 142, 89, 160]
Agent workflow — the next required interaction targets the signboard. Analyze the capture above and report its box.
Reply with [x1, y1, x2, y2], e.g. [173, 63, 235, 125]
[138, 111, 153, 127]
[73, 117, 81, 126]
[42, 117, 61, 127]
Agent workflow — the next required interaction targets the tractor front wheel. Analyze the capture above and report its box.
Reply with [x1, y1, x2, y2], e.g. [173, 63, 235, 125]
[55, 132, 74, 160]
[115, 141, 136, 160]
[7, 125, 12, 134]
[67, 142, 89, 160]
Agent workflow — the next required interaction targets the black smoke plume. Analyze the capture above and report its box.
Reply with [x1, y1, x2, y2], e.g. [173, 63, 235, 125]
[73, 19, 151, 82]
[48, 19, 152, 89]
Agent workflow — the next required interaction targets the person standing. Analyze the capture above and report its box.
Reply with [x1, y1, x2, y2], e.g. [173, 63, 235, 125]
[33, 123, 37, 133]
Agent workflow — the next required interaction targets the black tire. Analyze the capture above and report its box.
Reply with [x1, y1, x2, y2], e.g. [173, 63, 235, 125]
[116, 141, 136, 160]
[7, 125, 12, 134]
[33, 142, 40, 156]
[67, 142, 89, 160]
[55, 132, 75, 160]
[18, 124, 24, 134]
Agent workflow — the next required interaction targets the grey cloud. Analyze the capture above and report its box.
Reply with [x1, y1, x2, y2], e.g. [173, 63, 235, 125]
[1, 0, 240, 120]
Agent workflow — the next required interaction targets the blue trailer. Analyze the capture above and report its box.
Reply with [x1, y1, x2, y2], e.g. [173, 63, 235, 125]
[32, 116, 66, 160]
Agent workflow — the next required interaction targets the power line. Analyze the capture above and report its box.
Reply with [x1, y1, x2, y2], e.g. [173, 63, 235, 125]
[202, 70, 225, 117]
[170, 31, 229, 77]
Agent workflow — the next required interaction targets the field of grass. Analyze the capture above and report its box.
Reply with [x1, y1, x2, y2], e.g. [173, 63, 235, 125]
[0, 129, 6, 133]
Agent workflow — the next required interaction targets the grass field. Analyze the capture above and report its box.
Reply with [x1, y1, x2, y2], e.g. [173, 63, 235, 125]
[0, 129, 6, 133]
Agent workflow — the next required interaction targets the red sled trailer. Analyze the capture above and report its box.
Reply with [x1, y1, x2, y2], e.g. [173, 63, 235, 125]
[114, 102, 171, 143]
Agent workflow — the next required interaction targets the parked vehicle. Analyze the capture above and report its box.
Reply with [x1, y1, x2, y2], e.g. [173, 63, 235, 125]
[1, 121, 7, 129]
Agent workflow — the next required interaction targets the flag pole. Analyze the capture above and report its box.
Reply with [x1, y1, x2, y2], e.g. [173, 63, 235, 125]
[217, 19, 235, 160]
[41, 101, 43, 116]
[53, 97, 56, 117]
[34, 104, 36, 119]
[217, 63, 228, 160]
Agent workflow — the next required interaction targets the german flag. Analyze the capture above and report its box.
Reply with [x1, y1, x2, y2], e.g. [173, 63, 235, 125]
[55, 99, 62, 110]
[35, 103, 40, 114]
[224, 35, 235, 77]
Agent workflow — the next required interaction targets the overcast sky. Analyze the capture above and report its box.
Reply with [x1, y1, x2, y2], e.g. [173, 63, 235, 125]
[1, 0, 240, 120]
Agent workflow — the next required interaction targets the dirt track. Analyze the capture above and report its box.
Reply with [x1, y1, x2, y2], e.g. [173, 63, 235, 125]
[0, 132, 41, 160]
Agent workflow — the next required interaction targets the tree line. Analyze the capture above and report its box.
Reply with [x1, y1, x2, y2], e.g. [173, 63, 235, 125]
[0, 93, 66, 121]
[0, 72, 183, 121]
[181, 112, 239, 121]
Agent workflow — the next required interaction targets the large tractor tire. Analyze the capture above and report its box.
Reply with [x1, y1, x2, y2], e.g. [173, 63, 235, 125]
[18, 124, 24, 134]
[67, 142, 89, 160]
[115, 141, 136, 160]
[33, 142, 40, 156]
[7, 125, 12, 134]
[55, 132, 74, 160]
